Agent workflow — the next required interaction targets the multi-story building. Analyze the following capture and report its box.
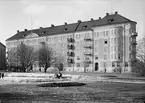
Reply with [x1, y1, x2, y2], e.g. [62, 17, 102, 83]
[0, 42, 6, 71]
[6, 12, 137, 73]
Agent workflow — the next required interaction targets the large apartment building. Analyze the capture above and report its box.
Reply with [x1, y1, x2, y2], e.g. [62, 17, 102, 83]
[0, 42, 6, 71]
[6, 12, 137, 73]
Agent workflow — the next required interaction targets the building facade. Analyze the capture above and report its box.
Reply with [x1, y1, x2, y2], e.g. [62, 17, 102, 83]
[6, 12, 137, 73]
[0, 42, 6, 70]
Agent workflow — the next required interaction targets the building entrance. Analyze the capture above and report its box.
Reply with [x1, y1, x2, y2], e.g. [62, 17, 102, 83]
[95, 62, 99, 71]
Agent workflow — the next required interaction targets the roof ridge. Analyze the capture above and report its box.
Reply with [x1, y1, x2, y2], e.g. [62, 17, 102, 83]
[6, 12, 137, 41]
[0, 42, 5, 47]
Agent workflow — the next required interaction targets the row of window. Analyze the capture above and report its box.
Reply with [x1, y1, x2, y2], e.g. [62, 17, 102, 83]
[94, 37, 122, 46]
[112, 62, 128, 67]
[94, 29, 120, 37]
[94, 46, 119, 53]
[94, 54, 122, 60]
[70, 62, 129, 68]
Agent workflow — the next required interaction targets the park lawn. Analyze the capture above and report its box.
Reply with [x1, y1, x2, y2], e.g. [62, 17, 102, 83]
[0, 82, 145, 103]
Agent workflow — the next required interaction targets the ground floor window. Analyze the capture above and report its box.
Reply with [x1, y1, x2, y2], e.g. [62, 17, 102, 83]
[112, 62, 115, 67]
[95, 62, 99, 71]
[125, 62, 128, 67]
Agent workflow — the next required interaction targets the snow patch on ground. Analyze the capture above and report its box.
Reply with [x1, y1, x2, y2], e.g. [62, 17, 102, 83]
[0, 73, 145, 85]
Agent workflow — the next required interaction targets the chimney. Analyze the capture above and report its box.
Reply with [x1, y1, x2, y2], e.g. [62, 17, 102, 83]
[99, 17, 101, 20]
[64, 22, 67, 25]
[78, 20, 81, 23]
[115, 11, 118, 14]
[51, 24, 54, 27]
[106, 13, 109, 16]
[17, 30, 19, 33]
[24, 29, 27, 31]
[91, 18, 94, 21]
[39, 27, 43, 29]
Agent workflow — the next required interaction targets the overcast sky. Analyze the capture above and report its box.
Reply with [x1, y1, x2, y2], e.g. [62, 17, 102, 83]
[0, 0, 145, 45]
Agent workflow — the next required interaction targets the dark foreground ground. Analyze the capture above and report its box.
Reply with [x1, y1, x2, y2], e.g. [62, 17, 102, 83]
[0, 82, 145, 103]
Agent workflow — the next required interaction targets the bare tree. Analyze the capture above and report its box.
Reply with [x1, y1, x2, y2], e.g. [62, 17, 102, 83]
[38, 44, 54, 73]
[52, 54, 66, 78]
[83, 60, 90, 73]
[132, 39, 145, 76]
[16, 43, 36, 72]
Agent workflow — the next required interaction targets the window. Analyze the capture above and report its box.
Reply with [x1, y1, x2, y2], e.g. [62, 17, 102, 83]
[63, 28, 67, 31]
[111, 38, 113, 43]
[114, 46, 117, 52]
[112, 62, 115, 67]
[61, 36, 63, 41]
[111, 30, 114, 35]
[63, 36, 66, 40]
[95, 40, 98, 45]
[111, 54, 113, 59]
[95, 47, 98, 52]
[125, 62, 128, 67]
[103, 31, 105, 36]
[77, 56, 80, 60]
[118, 54, 121, 59]
[104, 55, 107, 60]
[111, 46, 113, 52]
[114, 29, 117, 35]
[97, 32, 99, 37]
[82, 25, 87, 29]
[94, 32, 97, 37]
[104, 40, 107, 44]
[130, 54, 132, 59]
[114, 54, 117, 59]
[114, 38, 117, 43]
[77, 63, 80, 67]
[95, 55, 98, 60]
[85, 57, 89, 60]
[117, 62, 120, 67]
[104, 47, 107, 52]
[106, 31, 108, 36]
[108, 18, 114, 23]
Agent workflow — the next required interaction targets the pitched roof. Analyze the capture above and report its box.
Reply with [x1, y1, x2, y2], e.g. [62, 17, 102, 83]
[0, 42, 6, 48]
[6, 12, 136, 41]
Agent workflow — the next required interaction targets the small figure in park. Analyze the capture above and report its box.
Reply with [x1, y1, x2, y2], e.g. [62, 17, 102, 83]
[56, 72, 62, 79]
[0, 72, 1, 79]
[1, 73, 4, 79]
[104, 68, 106, 73]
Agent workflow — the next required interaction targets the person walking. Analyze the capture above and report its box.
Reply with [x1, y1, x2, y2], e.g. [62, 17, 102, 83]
[1, 73, 4, 79]
[0, 72, 1, 79]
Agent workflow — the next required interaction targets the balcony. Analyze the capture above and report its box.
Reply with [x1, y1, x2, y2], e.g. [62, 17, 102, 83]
[131, 32, 138, 37]
[67, 38, 75, 43]
[131, 42, 137, 45]
[67, 45, 75, 50]
[67, 58, 74, 63]
[84, 52, 93, 56]
[84, 45, 92, 49]
[84, 38, 92, 41]
[85, 60, 92, 64]
[67, 52, 75, 57]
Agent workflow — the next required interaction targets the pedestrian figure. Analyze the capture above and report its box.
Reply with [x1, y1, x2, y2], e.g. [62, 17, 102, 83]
[1, 73, 4, 79]
[104, 68, 106, 73]
[0, 72, 1, 79]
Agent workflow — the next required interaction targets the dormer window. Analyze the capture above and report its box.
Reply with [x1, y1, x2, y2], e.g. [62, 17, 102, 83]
[42, 31, 46, 35]
[108, 18, 114, 23]
[23, 34, 26, 37]
[82, 25, 87, 29]
[63, 28, 67, 31]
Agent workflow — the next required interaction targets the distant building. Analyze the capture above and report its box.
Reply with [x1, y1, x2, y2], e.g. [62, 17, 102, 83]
[0, 42, 6, 70]
[6, 12, 137, 73]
